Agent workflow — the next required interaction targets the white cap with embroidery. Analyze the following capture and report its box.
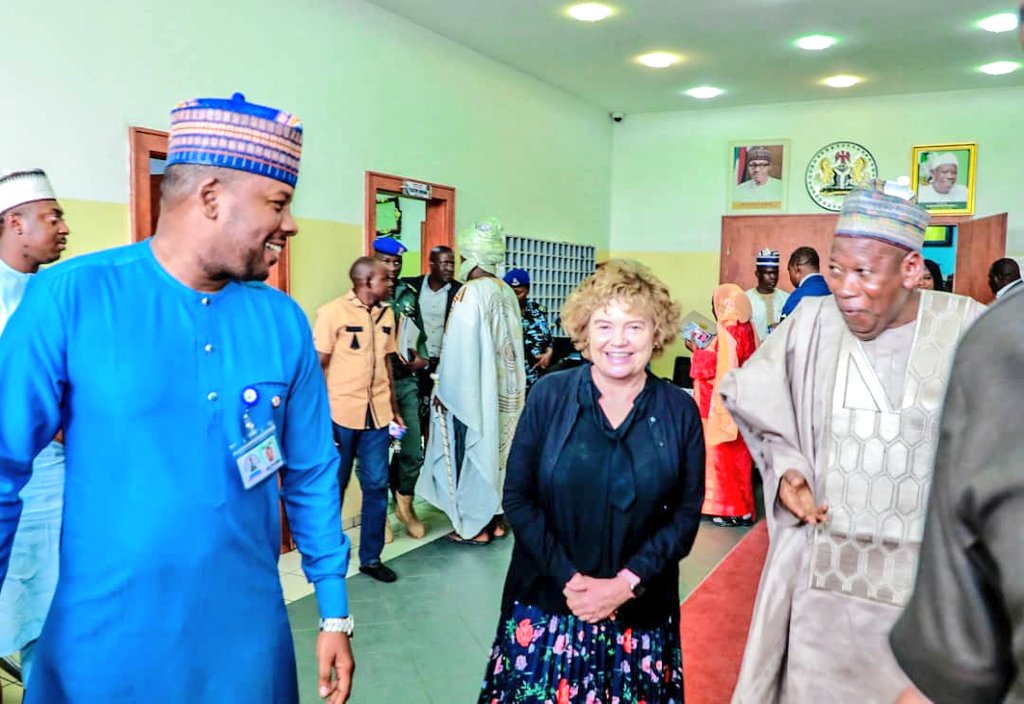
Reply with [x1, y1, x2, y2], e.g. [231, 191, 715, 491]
[0, 169, 57, 215]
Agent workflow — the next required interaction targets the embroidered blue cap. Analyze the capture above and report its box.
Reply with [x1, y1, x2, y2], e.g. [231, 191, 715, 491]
[503, 268, 530, 287]
[167, 92, 303, 187]
[372, 236, 407, 256]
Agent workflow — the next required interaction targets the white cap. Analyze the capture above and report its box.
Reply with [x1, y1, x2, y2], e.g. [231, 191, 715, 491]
[926, 152, 958, 172]
[882, 180, 915, 201]
[0, 169, 57, 215]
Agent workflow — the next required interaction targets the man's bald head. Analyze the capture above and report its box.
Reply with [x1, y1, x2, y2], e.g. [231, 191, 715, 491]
[350, 256, 379, 286]
[989, 258, 1022, 295]
[350, 256, 391, 305]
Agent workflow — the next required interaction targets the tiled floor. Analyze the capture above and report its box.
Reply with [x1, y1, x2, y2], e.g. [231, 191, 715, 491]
[278, 501, 457, 603]
[287, 510, 754, 704]
[1, 499, 758, 704]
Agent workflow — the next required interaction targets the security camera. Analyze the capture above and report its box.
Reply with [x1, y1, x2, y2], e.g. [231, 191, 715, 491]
[610, 112, 625, 123]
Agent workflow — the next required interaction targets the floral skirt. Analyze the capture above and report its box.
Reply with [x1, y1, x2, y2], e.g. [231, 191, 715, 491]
[478, 601, 684, 704]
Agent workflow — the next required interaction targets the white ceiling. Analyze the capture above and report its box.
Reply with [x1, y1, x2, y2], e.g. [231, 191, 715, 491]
[365, 0, 1024, 113]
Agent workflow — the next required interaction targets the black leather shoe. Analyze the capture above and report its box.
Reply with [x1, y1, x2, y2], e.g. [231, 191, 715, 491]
[359, 562, 398, 583]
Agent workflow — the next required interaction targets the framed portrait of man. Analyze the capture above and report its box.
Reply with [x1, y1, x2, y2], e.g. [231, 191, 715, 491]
[727, 140, 790, 213]
[911, 142, 977, 215]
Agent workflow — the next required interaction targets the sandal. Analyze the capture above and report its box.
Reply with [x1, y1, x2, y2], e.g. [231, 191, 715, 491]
[445, 530, 491, 546]
[489, 516, 509, 540]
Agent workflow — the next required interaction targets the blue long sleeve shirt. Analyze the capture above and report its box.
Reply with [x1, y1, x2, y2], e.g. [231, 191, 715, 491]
[0, 241, 349, 702]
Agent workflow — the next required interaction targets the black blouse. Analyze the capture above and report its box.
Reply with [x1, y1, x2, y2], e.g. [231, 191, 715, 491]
[500, 366, 705, 628]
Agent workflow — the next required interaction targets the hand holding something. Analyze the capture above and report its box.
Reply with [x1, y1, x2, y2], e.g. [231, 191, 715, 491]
[778, 469, 828, 524]
[316, 632, 354, 703]
[684, 339, 696, 353]
[403, 351, 429, 372]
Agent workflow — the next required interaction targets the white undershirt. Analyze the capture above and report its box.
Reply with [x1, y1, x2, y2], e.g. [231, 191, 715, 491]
[418, 276, 450, 357]
[995, 279, 1023, 300]
[0, 257, 31, 336]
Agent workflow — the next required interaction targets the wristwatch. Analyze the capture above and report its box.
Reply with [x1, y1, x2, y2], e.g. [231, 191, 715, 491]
[319, 616, 355, 638]
[617, 569, 643, 597]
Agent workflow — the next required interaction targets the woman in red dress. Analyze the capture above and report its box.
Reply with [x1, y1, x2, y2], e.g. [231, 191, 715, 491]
[688, 283, 758, 526]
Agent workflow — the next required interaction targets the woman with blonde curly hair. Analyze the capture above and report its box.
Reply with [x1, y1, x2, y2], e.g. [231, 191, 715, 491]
[479, 259, 705, 704]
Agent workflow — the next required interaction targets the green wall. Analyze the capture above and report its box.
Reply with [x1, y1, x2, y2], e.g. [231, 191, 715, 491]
[609, 86, 1024, 377]
[3, 0, 612, 319]
[611, 86, 1024, 253]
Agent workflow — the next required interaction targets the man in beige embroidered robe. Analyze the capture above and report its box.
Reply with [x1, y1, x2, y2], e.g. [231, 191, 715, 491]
[419, 218, 526, 544]
[719, 182, 986, 704]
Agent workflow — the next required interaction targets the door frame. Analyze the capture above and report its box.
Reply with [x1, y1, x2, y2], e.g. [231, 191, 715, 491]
[128, 127, 168, 243]
[364, 171, 456, 271]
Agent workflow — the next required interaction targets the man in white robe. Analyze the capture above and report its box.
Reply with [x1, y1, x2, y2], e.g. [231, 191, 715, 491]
[719, 182, 986, 704]
[0, 169, 68, 686]
[419, 218, 525, 543]
[917, 152, 969, 206]
[745, 248, 789, 340]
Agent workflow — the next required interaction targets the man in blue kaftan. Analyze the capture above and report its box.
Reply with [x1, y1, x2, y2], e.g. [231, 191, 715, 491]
[0, 94, 355, 703]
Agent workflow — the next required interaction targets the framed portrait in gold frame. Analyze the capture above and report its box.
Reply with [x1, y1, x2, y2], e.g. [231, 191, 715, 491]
[911, 142, 977, 215]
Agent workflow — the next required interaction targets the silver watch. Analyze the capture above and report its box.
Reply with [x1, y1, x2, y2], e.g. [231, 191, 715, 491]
[319, 616, 355, 638]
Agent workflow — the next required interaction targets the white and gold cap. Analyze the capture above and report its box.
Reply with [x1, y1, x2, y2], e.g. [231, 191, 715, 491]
[0, 169, 57, 215]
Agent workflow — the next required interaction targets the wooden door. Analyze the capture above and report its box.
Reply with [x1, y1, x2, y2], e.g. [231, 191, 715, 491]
[719, 213, 1002, 305]
[954, 213, 1007, 303]
[720, 214, 838, 291]
[364, 171, 456, 271]
[129, 127, 296, 552]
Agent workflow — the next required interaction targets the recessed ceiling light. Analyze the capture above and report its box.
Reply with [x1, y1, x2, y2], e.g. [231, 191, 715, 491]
[979, 60, 1021, 75]
[822, 74, 861, 88]
[566, 3, 613, 22]
[977, 13, 1019, 33]
[684, 86, 724, 99]
[795, 35, 837, 51]
[637, 52, 681, 68]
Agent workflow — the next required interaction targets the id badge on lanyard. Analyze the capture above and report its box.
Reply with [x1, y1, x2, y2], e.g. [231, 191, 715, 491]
[231, 386, 285, 490]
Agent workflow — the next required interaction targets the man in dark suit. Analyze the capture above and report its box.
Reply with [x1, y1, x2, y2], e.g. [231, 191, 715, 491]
[780, 246, 831, 321]
[988, 257, 1022, 302]
[400, 245, 462, 371]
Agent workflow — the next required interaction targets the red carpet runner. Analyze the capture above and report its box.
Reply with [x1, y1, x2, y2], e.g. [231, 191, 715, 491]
[680, 522, 769, 704]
